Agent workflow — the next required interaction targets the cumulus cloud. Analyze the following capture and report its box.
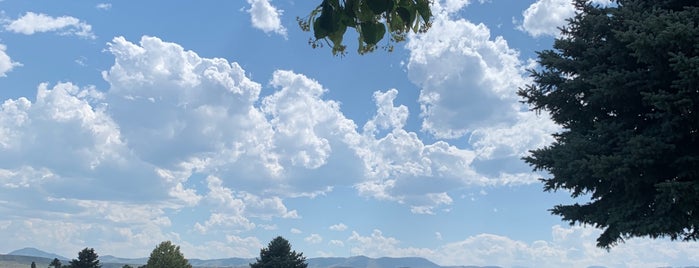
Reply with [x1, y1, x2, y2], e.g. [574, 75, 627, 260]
[246, 0, 287, 37]
[407, 14, 527, 139]
[96, 3, 112, 10]
[0, 34, 561, 258]
[195, 175, 298, 233]
[347, 226, 699, 267]
[519, 0, 614, 37]
[519, 0, 575, 37]
[0, 44, 21, 77]
[404, 10, 558, 192]
[305, 233, 323, 244]
[329, 223, 348, 231]
[4, 12, 95, 39]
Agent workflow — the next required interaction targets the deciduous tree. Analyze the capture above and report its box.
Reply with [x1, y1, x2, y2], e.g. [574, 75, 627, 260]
[145, 241, 192, 268]
[519, 0, 699, 248]
[298, 0, 432, 55]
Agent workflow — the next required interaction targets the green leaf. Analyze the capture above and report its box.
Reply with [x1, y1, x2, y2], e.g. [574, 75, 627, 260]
[396, 6, 411, 28]
[328, 24, 347, 48]
[415, 0, 431, 22]
[389, 12, 406, 32]
[313, 18, 329, 39]
[357, 0, 376, 22]
[366, 0, 393, 14]
[361, 21, 385, 45]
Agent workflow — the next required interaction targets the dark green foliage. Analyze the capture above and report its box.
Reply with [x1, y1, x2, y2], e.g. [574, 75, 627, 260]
[31, 261, 36, 268]
[69, 248, 101, 268]
[50, 258, 62, 268]
[250, 236, 308, 268]
[519, 0, 699, 248]
[122, 265, 133, 268]
[298, 0, 432, 55]
[145, 241, 192, 268]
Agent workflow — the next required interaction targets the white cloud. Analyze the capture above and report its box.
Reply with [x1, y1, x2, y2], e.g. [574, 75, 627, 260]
[263, 70, 354, 170]
[290, 228, 302, 234]
[96, 3, 112, 10]
[407, 14, 528, 139]
[305, 233, 323, 244]
[519, 0, 575, 37]
[195, 175, 298, 233]
[348, 229, 433, 258]
[329, 223, 347, 231]
[178, 236, 262, 259]
[469, 110, 558, 159]
[0, 44, 21, 77]
[354, 88, 498, 208]
[99, 35, 547, 211]
[4, 12, 96, 39]
[246, 0, 287, 37]
[404, 10, 558, 191]
[329, 239, 344, 247]
[440, 0, 472, 13]
[347, 226, 699, 268]
[519, 0, 614, 37]
[0, 35, 551, 250]
[362, 89, 408, 134]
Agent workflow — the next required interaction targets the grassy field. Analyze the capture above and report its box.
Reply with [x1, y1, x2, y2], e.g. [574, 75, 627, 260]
[0, 255, 52, 268]
[0, 255, 143, 268]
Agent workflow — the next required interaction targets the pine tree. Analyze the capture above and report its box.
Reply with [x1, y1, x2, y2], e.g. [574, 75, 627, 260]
[519, 0, 699, 248]
[250, 236, 308, 268]
[50, 258, 62, 268]
[68, 248, 101, 268]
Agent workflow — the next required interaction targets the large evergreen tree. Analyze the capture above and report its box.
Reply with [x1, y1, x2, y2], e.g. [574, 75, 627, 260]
[519, 0, 699, 248]
[250, 236, 308, 268]
[68, 248, 101, 268]
[145, 241, 192, 268]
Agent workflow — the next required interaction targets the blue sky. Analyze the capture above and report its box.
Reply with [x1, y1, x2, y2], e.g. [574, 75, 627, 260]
[0, 1, 697, 267]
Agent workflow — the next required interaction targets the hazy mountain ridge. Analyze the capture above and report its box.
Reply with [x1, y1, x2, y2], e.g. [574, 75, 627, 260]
[3, 248, 496, 268]
[9, 247, 668, 268]
[8, 247, 68, 260]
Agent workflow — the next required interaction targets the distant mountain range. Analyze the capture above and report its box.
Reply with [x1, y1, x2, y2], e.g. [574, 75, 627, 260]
[8, 248, 68, 261]
[1, 247, 635, 268]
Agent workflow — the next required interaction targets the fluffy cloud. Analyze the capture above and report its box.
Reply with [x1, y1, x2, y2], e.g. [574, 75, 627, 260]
[519, 0, 614, 37]
[96, 3, 112, 10]
[0, 44, 21, 77]
[4, 12, 95, 39]
[0, 82, 166, 203]
[305, 233, 323, 244]
[407, 13, 529, 139]
[329, 223, 348, 231]
[0, 33, 560, 258]
[246, 0, 287, 37]
[404, 9, 558, 193]
[195, 175, 299, 234]
[519, 0, 576, 37]
[347, 226, 699, 267]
